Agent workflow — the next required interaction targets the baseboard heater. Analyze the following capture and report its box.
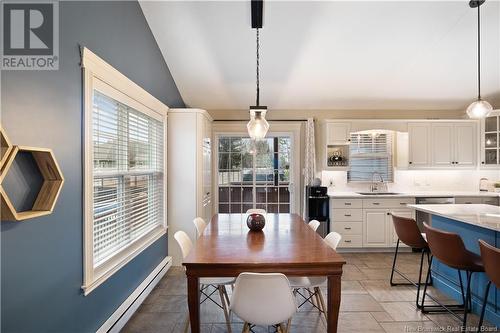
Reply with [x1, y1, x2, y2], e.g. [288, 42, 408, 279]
[96, 256, 172, 333]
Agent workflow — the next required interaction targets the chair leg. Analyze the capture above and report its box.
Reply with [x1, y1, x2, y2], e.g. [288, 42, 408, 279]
[242, 322, 250, 333]
[286, 318, 292, 332]
[316, 286, 327, 322]
[421, 255, 432, 311]
[306, 288, 317, 307]
[218, 286, 232, 333]
[416, 249, 426, 309]
[222, 285, 232, 321]
[390, 239, 400, 286]
[463, 271, 473, 329]
[478, 281, 492, 329]
[426, 250, 433, 286]
[279, 323, 287, 333]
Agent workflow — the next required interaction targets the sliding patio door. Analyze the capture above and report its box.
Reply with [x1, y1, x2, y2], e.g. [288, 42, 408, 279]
[217, 136, 293, 213]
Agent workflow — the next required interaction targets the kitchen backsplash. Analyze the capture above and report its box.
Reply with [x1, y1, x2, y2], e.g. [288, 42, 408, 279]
[321, 169, 500, 192]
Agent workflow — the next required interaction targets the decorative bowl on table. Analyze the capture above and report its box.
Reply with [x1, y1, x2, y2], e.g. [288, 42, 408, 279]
[246, 213, 266, 231]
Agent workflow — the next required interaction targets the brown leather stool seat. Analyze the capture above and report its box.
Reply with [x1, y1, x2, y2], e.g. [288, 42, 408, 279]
[478, 240, 500, 328]
[422, 223, 485, 329]
[390, 213, 431, 308]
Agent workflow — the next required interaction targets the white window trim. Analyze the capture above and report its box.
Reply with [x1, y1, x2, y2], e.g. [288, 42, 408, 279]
[82, 48, 168, 295]
[212, 122, 301, 214]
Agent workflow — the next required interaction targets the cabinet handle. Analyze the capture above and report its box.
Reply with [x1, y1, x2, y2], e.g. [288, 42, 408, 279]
[400, 203, 406, 205]
[344, 214, 351, 217]
[344, 203, 351, 206]
[344, 227, 351, 230]
[344, 240, 352, 243]
[482, 161, 485, 164]
[373, 202, 380, 205]
[465, 202, 472, 204]
[387, 212, 390, 215]
[409, 161, 413, 164]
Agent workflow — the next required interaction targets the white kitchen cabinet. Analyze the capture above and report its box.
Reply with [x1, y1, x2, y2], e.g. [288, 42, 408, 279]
[168, 108, 213, 265]
[410, 121, 477, 169]
[431, 123, 454, 167]
[454, 123, 476, 167]
[480, 110, 500, 167]
[363, 210, 389, 247]
[326, 122, 351, 144]
[408, 123, 431, 167]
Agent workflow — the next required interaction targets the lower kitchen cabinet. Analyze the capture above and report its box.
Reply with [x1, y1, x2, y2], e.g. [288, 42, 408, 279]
[363, 210, 389, 247]
[331, 197, 416, 249]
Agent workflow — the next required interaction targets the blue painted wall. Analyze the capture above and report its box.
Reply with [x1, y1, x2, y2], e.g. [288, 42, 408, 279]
[1, 1, 184, 332]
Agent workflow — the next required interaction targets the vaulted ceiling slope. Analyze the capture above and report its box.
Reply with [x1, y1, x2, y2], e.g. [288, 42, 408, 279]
[140, 1, 500, 111]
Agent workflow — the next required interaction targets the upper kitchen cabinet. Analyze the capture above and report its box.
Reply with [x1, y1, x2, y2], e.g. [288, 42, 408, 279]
[409, 121, 477, 169]
[326, 122, 351, 144]
[408, 123, 431, 167]
[481, 110, 500, 167]
[325, 121, 351, 169]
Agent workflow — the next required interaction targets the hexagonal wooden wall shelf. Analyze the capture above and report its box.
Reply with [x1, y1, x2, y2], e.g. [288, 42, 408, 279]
[0, 146, 64, 221]
[0, 124, 13, 175]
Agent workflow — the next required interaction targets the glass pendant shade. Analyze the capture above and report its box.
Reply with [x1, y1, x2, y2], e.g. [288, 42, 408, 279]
[466, 99, 493, 119]
[247, 108, 269, 140]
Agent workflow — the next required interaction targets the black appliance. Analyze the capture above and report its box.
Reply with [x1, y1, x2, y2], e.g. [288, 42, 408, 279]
[306, 186, 330, 237]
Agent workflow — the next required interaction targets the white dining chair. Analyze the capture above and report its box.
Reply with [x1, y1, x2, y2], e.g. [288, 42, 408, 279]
[308, 219, 321, 232]
[288, 231, 342, 322]
[230, 272, 297, 333]
[193, 217, 207, 238]
[246, 208, 266, 215]
[174, 231, 234, 333]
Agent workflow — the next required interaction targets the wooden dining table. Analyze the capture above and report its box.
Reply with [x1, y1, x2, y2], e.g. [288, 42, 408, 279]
[182, 213, 346, 333]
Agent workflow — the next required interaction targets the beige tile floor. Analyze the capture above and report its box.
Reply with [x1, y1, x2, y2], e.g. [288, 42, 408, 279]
[122, 252, 498, 333]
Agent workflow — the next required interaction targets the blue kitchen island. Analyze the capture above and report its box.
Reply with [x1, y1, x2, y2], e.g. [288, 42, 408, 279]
[409, 204, 500, 327]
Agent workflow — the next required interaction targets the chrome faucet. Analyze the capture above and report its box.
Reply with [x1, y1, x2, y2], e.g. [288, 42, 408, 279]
[370, 172, 388, 193]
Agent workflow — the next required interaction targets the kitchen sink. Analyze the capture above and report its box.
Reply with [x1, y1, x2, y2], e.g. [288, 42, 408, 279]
[356, 192, 401, 195]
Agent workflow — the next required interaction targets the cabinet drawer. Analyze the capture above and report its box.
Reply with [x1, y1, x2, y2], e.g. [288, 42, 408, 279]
[332, 209, 362, 222]
[363, 198, 415, 209]
[455, 197, 482, 204]
[332, 199, 362, 209]
[337, 234, 363, 248]
[331, 221, 362, 235]
[482, 197, 499, 206]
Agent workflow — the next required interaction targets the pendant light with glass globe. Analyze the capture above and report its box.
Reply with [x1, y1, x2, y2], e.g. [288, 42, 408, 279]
[247, 0, 269, 140]
[466, 0, 493, 119]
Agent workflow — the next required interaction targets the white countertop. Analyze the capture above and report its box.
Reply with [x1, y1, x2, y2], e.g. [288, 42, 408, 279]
[408, 204, 500, 232]
[328, 191, 500, 198]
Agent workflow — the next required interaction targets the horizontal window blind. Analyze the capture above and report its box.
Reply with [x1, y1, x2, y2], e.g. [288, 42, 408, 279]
[92, 91, 164, 266]
[347, 133, 393, 182]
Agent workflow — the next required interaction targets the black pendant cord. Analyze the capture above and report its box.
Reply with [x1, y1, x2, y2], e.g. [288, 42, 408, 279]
[256, 28, 260, 107]
[477, 4, 481, 100]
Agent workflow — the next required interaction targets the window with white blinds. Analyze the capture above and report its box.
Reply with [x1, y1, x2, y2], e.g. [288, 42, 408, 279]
[347, 132, 393, 182]
[92, 91, 164, 266]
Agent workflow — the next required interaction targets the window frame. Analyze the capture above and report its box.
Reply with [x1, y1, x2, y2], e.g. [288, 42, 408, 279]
[82, 48, 168, 295]
[347, 131, 395, 183]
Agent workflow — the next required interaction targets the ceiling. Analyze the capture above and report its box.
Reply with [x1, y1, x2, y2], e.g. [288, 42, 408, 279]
[140, 1, 500, 111]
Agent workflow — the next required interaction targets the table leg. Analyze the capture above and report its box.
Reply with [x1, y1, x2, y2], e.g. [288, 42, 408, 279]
[327, 275, 342, 333]
[187, 276, 200, 333]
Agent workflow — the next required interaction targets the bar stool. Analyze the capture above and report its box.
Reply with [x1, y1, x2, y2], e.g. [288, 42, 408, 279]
[390, 213, 431, 309]
[478, 240, 500, 329]
[422, 223, 485, 328]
